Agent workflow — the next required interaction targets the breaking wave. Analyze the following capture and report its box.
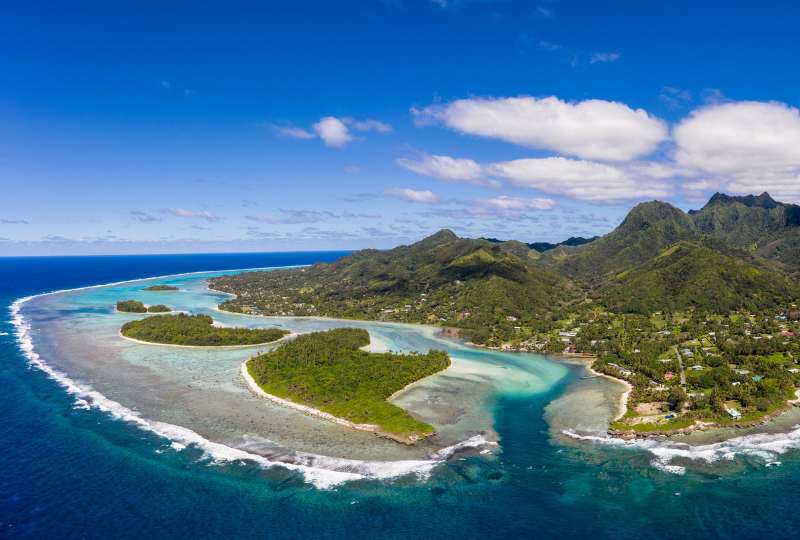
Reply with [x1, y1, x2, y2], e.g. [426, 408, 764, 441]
[10, 286, 497, 490]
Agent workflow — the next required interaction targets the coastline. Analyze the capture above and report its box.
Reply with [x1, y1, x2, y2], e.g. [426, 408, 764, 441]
[117, 329, 297, 349]
[240, 361, 426, 445]
[588, 366, 633, 421]
[387, 359, 456, 401]
[115, 307, 188, 315]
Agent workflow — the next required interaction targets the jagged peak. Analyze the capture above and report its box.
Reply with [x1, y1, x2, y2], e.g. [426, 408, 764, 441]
[705, 191, 780, 210]
[617, 200, 695, 232]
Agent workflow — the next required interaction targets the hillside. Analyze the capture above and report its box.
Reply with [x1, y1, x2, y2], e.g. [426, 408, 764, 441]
[208, 192, 800, 343]
[689, 192, 800, 275]
[595, 237, 798, 314]
[544, 201, 698, 278]
[209, 231, 579, 333]
[247, 328, 450, 442]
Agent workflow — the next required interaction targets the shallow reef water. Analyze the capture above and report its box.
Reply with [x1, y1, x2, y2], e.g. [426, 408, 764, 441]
[3, 253, 800, 540]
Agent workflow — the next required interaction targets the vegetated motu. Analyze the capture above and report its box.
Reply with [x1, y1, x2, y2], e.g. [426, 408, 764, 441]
[142, 285, 179, 291]
[247, 328, 450, 441]
[116, 300, 171, 313]
[121, 313, 289, 346]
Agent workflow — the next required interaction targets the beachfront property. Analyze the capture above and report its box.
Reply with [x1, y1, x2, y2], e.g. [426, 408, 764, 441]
[727, 408, 742, 420]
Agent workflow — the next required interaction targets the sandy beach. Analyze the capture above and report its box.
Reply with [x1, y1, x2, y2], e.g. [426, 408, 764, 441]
[117, 329, 298, 349]
[589, 366, 633, 421]
[240, 360, 379, 432]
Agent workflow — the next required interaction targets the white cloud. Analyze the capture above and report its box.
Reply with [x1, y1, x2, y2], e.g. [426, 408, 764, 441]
[396, 154, 501, 188]
[381, 188, 441, 204]
[313, 117, 353, 148]
[489, 158, 670, 202]
[360, 212, 382, 218]
[397, 154, 672, 204]
[470, 196, 557, 211]
[412, 96, 668, 161]
[160, 208, 220, 221]
[589, 52, 620, 64]
[674, 101, 800, 176]
[352, 119, 392, 132]
[273, 125, 316, 139]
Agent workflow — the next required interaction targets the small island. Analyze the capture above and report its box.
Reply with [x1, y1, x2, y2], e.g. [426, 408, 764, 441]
[120, 313, 290, 346]
[117, 300, 172, 313]
[142, 285, 179, 291]
[245, 328, 450, 443]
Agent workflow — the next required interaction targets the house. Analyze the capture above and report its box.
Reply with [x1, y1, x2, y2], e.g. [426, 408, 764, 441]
[727, 408, 742, 420]
[691, 365, 703, 370]
[735, 370, 750, 375]
[506, 316, 517, 322]
[665, 373, 675, 380]
[659, 358, 672, 363]
[788, 369, 799, 374]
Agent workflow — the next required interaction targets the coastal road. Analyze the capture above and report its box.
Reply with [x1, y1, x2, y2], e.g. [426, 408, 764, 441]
[672, 346, 687, 389]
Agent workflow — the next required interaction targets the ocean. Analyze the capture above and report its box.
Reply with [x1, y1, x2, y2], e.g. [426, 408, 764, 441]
[2, 252, 800, 540]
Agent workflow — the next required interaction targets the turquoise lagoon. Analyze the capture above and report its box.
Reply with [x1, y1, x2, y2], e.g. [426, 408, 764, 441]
[5, 257, 800, 539]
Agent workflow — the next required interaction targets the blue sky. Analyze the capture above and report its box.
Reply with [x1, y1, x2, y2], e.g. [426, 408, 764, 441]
[3, 0, 800, 255]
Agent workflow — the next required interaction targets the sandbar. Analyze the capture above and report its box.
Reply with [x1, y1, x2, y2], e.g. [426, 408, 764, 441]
[117, 329, 298, 349]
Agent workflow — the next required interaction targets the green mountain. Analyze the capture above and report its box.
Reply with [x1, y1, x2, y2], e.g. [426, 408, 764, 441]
[596, 236, 797, 314]
[210, 191, 800, 334]
[688, 192, 800, 275]
[210, 232, 576, 328]
[543, 201, 697, 278]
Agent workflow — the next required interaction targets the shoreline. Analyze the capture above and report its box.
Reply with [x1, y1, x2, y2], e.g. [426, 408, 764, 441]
[117, 329, 297, 349]
[240, 361, 426, 445]
[588, 366, 633, 421]
[115, 307, 188, 315]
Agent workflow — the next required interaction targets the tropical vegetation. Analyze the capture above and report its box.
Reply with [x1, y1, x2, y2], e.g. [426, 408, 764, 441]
[247, 328, 450, 440]
[121, 313, 289, 346]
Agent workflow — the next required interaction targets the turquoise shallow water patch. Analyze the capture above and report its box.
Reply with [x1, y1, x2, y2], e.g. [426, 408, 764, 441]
[5, 254, 800, 539]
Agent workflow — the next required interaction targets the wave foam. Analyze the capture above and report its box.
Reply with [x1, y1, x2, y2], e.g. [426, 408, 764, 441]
[563, 425, 800, 474]
[10, 289, 497, 490]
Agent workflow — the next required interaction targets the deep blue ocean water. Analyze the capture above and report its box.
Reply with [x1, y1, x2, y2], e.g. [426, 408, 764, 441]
[2, 252, 800, 540]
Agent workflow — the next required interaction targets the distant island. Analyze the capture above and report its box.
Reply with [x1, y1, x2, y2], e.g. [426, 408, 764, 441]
[245, 328, 450, 443]
[120, 313, 289, 346]
[116, 300, 171, 313]
[142, 285, 179, 291]
[208, 191, 800, 437]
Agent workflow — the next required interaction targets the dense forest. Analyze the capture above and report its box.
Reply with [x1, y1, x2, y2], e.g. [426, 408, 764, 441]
[121, 313, 289, 346]
[247, 328, 450, 440]
[142, 285, 179, 291]
[116, 300, 171, 313]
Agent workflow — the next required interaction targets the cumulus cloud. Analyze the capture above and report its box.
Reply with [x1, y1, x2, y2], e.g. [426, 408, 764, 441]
[273, 117, 391, 148]
[397, 153, 671, 203]
[380, 188, 442, 204]
[412, 96, 668, 161]
[313, 117, 353, 148]
[469, 196, 558, 211]
[1, 219, 28, 224]
[674, 101, 800, 176]
[160, 208, 220, 221]
[396, 155, 501, 188]
[360, 212, 382, 218]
